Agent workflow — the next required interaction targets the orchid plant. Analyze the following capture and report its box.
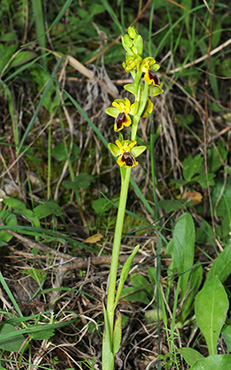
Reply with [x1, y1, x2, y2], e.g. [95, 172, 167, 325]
[102, 26, 163, 369]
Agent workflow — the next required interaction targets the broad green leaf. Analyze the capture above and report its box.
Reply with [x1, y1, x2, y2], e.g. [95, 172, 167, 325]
[3, 198, 26, 211]
[206, 243, 231, 283]
[121, 286, 149, 304]
[211, 178, 231, 217]
[63, 173, 95, 191]
[114, 245, 140, 308]
[33, 200, 63, 219]
[0, 211, 17, 243]
[130, 273, 153, 297]
[222, 325, 231, 353]
[208, 141, 228, 173]
[51, 142, 79, 161]
[193, 173, 215, 187]
[195, 277, 229, 355]
[173, 213, 195, 299]
[182, 154, 203, 181]
[178, 347, 204, 366]
[113, 312, 122, 355]
[9, 51, 36, 68]
[190, 355, 231, 369]
[0, 324, 24, 352]
[30, 329, 54, 340]
[92, 197, 115, 215]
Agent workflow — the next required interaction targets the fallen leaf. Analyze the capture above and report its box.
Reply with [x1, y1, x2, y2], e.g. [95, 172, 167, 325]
[177, 191, 203, 205]
[84, 233, 104, 244]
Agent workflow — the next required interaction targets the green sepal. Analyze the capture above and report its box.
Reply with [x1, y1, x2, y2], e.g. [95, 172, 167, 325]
[131, 145, 147, 158]
[127, 26, 137, 39]
[123, 34, 133, 48]
[108, 143, 120, 157]
[152, 63, 160, 72]
[113, 312, 122, 355]
[123, 84, 135, 94]
[130, 102, 138, 115]
[148, 86, 164, 97]
[105, 107, 119, 118]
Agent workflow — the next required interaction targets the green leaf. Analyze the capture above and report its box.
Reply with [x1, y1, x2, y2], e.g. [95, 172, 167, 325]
[195, 277, 229, 355]
[113, 312, 122, 355]
[121, 286, 149, 304]
[222, 325, 231, 353]
[51, 142, 79, 161]
[30, 328, 54, 340]
[193, 173, 215, 187]
[114, 245, 140, 308]
[0, 324, 25, 352]
[206, 243, 231, 284]
[208, 141, 228, 173]
[33, 200, 63, 219]
[63, 173, 95, 190]
[211, 178, 231, 217]
[173, 213, 195, 299]
[182, 154, 203, 181]
[0, 211, 17, 243]
[92, 197, 114, 215]
[190, 355, 231, 369]
[130, 273, 153, 298]
[178, 347, 204, 366]
[9, 51, 37, 68]
[3, 198, 26, 211]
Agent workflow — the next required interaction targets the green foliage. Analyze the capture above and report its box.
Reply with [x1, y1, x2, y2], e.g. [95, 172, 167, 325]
[63, 173, 95, 191]
[195, 277, 229, 356]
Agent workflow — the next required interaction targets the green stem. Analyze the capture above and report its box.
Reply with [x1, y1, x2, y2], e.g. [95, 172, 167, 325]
[106, 166, 131, 335]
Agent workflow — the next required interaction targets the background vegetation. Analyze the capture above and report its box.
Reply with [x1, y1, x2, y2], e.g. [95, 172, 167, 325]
[0, 0, 231, 369]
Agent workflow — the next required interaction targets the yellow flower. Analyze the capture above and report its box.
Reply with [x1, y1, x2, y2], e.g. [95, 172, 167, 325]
[122, 54, 142, 72]
[112, 98, 132, 132]
[108, 139, 146, 168]
[140, 57, 161, 86]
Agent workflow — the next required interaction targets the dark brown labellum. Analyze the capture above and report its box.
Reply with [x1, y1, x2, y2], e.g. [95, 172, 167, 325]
[115, 112, 126, 130]
[148, 69, 160, 85]
[121, 152, 135, 167]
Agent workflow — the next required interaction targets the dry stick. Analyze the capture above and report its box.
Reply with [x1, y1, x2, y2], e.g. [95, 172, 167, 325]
[85, 0, 151, 65]
[169, 38, 231, 74]
[2, 224, 144, 271]
[203, 0, 216, 238]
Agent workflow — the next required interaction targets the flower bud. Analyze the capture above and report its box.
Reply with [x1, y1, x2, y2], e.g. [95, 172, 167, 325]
[134, 35, 143, 56]
[127, 26, 137, 39]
